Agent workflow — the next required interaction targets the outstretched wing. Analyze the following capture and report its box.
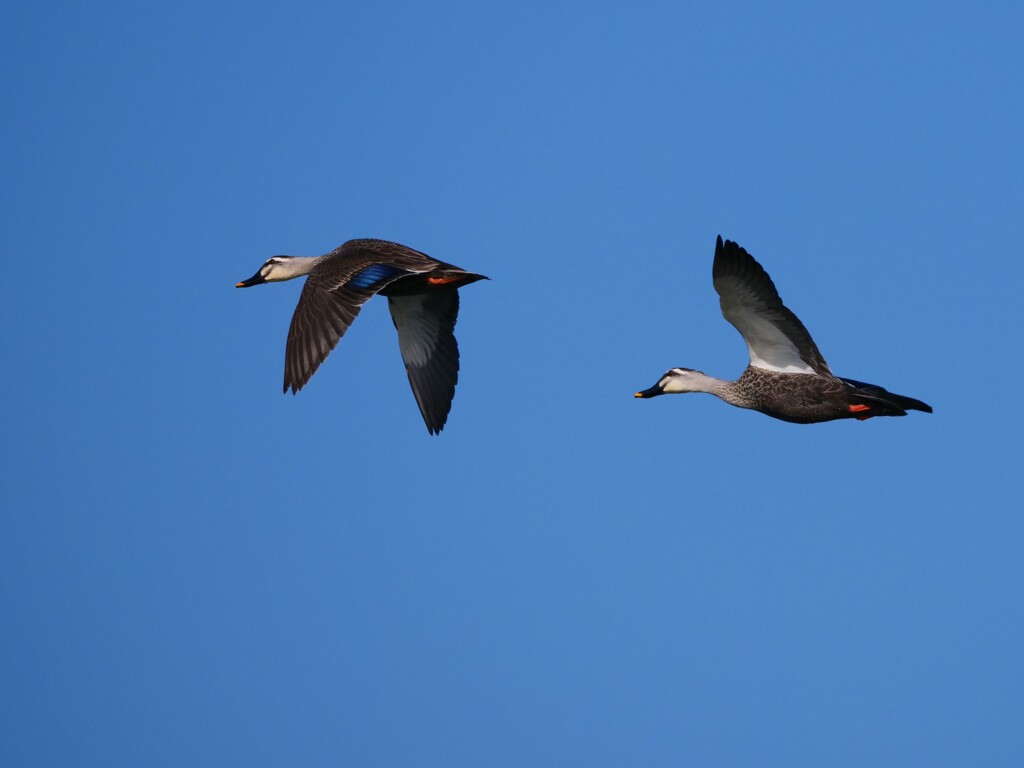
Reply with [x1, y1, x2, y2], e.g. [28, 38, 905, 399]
[712, 236, 831, 375]
[387, 289, 461, 435]
[283, 250, 432, 394]
[285, 280, 377, 394]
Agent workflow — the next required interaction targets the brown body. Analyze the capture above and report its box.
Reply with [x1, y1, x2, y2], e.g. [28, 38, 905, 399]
[724, 367, 929, 424]
[237, 239, 487, 434]
[634, 237, 932, 423]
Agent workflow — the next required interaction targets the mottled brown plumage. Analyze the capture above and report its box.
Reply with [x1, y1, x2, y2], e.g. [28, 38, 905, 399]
[634, 237, 932, 423]
[237, 239, 487, 435]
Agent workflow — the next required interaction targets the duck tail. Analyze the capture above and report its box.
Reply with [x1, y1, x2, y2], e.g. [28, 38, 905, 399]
[841, 377, 933, 415]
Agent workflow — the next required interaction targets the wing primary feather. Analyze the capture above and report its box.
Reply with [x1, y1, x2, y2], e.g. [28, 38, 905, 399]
[712, 236, 831, 375]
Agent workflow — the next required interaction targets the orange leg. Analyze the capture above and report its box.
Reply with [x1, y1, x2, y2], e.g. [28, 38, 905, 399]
[428, 276, 461, 285]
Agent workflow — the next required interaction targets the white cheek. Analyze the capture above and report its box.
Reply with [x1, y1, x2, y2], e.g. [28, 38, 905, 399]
[661, 377, 689, 394]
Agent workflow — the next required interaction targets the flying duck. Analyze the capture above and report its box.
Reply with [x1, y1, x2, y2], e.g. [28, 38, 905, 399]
[634, 236, 932, 423]
[237, 239, 487, 434]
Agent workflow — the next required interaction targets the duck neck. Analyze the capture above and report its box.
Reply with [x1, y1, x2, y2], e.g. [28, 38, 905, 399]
[671, 371, 731, 397]
[715, 370, 763, 410]
[683, 372, 750, 405]
[714, 381, 752, 408]
[275, 256, 322, 281]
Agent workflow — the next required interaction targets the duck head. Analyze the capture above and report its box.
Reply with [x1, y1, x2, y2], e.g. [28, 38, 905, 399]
[236, 256, 316, 287]
[634, 368, 716, 397]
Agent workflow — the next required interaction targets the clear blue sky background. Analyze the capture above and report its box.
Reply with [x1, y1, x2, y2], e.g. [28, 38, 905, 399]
[3, 2, 1022, 766]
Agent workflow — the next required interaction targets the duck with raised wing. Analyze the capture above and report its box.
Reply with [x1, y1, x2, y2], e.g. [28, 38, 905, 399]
[237, 239, 487, 435]
[634, 236, 932, 423]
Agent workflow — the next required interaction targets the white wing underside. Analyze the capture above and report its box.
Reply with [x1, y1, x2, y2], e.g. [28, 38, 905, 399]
[718, 279, 817, 375]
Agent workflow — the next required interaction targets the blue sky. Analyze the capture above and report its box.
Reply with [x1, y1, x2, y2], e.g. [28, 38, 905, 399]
[2, 1, 1023, 765]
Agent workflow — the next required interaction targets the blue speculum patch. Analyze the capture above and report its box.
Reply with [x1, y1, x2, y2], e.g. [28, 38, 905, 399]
[348, 263, 405, 290]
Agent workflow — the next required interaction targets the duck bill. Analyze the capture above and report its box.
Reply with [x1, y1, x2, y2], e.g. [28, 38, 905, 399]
[235, 271, 266, 288]
[634, 385, 663, 399]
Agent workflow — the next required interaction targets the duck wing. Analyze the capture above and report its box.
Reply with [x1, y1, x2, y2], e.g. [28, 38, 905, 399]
[712, 236, 831, 375]
[283, 241, 437, 394]
[387, 289, 462, 435]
